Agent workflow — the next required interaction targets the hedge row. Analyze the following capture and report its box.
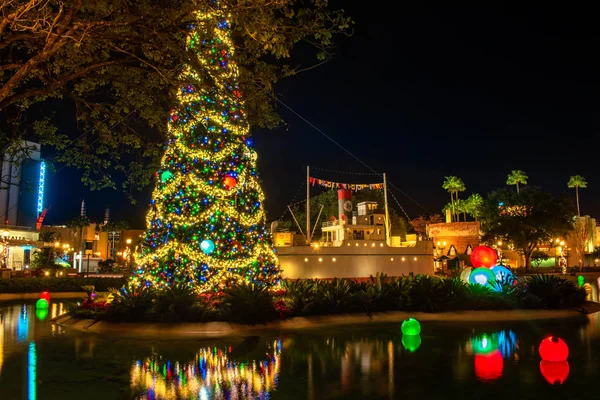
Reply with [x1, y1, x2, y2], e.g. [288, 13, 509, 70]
[0, 277, 127, 294]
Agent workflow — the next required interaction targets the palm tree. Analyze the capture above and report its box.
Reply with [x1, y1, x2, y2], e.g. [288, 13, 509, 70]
[466, 193, 484, 221]
[442, 176, 462, 222]
[442, 176, 466, 222]
[506, 170, 528, 194]
[568, 175, 587, 217]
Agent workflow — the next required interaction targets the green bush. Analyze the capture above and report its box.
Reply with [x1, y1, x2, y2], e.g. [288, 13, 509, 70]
[0, 277, 127, 293]
[61, 273, 587, 324]
[525, 275, 585, 308]
[221, 282, 277, 324]
[409, 275, 449, 313]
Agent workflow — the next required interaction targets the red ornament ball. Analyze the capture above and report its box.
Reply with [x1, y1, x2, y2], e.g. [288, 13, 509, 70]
[470, 246, 498, 268]
[539, 336, 569, 362]
[474, 350, 504, 382]
[40, 291, 51, 303]
[223, 176, 237, 189]
[540, 361, 570, 385]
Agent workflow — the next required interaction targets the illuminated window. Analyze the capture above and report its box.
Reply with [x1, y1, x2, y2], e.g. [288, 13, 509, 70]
[377, 229, 382, 235]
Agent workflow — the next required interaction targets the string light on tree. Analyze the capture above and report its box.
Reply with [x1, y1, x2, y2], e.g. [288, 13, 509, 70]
[130, 3, 280, 293]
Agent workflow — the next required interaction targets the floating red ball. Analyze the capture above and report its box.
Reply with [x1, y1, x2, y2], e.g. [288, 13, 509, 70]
[223, 176, 237, 189]
[539, 336, 569, 362]
[474, 350, 503, 382]
[40, 291, 51, 303]
[540, 361, 570, 385]
[470, 246, 498, 268]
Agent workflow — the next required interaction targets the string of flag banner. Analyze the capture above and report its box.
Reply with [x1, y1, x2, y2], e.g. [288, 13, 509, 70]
[309, 177, 384, 191]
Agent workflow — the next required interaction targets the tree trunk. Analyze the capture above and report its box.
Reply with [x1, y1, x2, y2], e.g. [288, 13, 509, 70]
[450, 193, 454, 222]
[516, 182, 520, 194]
[576, 186, 580, 217]
[524, 252, 531, 272]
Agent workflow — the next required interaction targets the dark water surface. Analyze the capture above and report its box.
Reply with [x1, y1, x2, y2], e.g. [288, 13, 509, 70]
[1, 301, 599, 399]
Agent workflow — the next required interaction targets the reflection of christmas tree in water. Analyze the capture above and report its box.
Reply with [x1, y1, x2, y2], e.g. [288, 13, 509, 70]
[130, 341, 281, 399]
[130, 2, 279, 292]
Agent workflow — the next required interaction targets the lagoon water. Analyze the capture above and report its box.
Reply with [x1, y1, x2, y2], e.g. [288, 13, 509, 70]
[1, 301, 600, 399]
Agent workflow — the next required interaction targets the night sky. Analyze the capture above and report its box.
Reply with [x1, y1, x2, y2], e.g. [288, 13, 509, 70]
[43, 3, 599, 227]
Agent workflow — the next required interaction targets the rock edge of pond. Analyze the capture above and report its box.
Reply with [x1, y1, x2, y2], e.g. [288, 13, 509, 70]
[54, 305, 598, 339]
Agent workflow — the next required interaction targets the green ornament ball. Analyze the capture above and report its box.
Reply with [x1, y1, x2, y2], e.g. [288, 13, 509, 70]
[401, 318, 421, 335]
[36, 298, 49, 309]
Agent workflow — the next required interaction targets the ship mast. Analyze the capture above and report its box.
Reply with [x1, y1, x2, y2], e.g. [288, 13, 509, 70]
[383, 172, 391, 246]
[306, 165, 311, 245]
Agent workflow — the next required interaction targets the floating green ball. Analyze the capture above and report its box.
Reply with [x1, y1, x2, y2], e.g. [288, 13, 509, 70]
[36, 298, 49, 309]
[402, 334, 421, 352]
[36, 308, 48, 321]
[401, 318, 421, 335]
[578, 276, 584, 287]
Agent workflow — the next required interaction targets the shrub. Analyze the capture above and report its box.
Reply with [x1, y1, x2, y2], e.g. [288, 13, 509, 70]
[525, 275, 585, 309]
[362, 273, 411, 312]
[221, 282, 277, 324]
[150, 283, 199, 322]
[282, 279, 315, 314]
[409, 275, 449, 313]
[103, 286, 155, 321]
[304, 278, 363, 315]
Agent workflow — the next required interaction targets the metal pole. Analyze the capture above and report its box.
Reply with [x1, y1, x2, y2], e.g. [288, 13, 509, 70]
[311, 204, 325, 240]
[288, 205, 305, 235]
[383, 173, 391, 246]
[306, 165, 311, 245]
[86, 253, 90, 278]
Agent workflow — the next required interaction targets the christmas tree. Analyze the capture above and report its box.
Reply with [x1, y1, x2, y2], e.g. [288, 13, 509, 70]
[130, 4, 280, 292]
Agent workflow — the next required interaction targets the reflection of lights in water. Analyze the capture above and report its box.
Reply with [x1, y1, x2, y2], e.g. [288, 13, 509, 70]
[540, 360, 569, 385]
[17, 305, 29, 342]
[131, 341, 281, 399]
[474, 350, 503, 382]
[496, 330, 517, 359]
[0, 313, 4, 375]
[469, 330, 516, 358]
[28, 341, 36, 400]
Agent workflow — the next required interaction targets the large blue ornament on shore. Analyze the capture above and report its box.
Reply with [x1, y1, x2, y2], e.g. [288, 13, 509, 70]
[200, 239, 215, 254]
[491, 265, 514, 283]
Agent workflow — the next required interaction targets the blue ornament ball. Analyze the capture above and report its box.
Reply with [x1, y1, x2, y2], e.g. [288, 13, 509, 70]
[200, 239, 215, 254]
[491, 265, 514, 283]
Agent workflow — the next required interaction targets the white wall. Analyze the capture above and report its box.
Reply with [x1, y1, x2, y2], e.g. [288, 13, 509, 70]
[277, 240, 434, 279]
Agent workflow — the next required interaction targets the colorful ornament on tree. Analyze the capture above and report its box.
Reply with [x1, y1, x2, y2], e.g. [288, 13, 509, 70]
[200, 240, 216, 255]
[223, 175, 237, 189]
[470, 246, 498, 268]
[160, 170, 174, 183]
[539, 336, 569, 362]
